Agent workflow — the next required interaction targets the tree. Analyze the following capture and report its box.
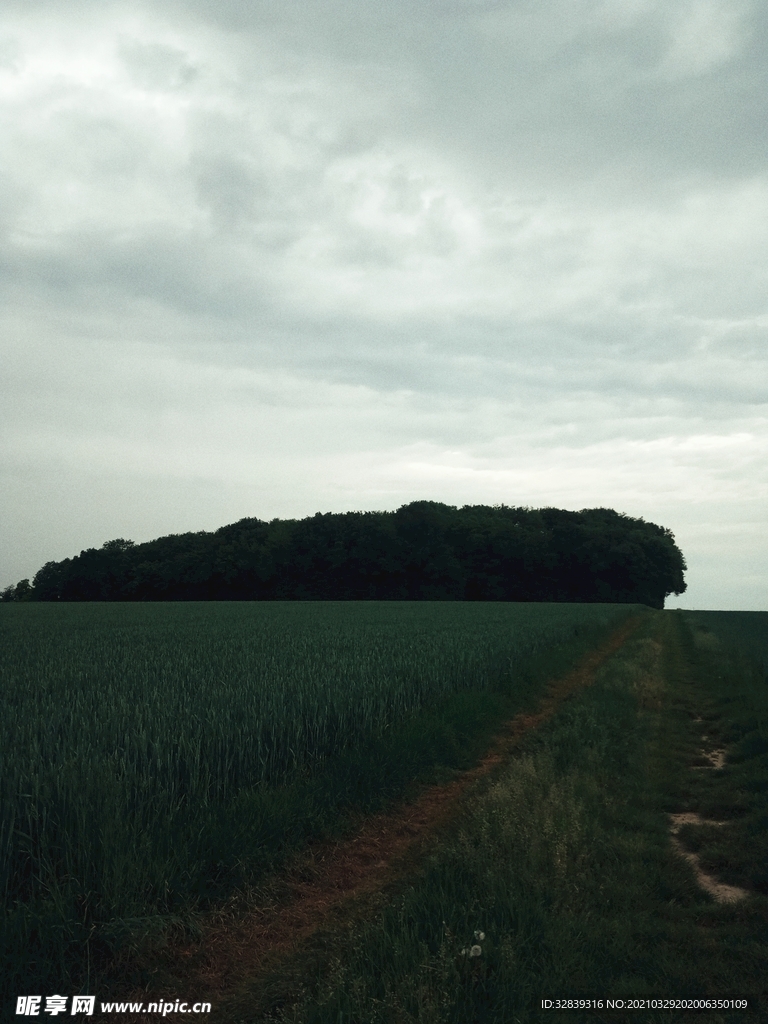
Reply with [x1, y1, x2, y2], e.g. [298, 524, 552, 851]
[13, 579, 32, 601]
[20, 503, 688, 605]
[101, 538, 135, 553]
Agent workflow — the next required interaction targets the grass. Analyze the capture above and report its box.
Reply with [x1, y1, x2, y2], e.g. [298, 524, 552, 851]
[227, 611, 768, 1024]
[672, 612, 768, 895]
[0, 600, 634, 1008]
[683, 611, 768, 672]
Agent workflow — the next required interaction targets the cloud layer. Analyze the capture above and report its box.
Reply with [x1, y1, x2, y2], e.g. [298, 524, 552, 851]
[1, 0, 766, 607]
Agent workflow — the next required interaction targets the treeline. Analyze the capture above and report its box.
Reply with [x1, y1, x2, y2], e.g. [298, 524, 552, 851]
[3, 502, 687, 608]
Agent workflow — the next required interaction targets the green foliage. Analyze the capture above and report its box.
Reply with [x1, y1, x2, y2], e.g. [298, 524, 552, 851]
[1, 579, 32, 602]
[0, 600, 632, 1002]
[29, 502, 687, 607]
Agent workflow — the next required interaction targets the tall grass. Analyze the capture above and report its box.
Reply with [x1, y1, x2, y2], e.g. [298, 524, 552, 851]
[685, 610, 768, 681]
[248, 613, 767, 1024]
[0, 600, 631, 1000]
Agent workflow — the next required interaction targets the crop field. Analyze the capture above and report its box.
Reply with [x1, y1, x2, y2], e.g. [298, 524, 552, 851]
[0, 600, 634, 1003]
[685, 610, 768, 671]
[224, 609, 767, 1024]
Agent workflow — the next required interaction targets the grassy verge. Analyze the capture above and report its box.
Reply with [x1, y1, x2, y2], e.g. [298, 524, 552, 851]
[672, 612, 768, 895]
[226, 612, 768, 1024]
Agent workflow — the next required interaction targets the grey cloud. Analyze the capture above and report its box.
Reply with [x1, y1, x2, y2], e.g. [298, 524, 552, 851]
[118, 38, 199, 90]
[164, 0, 768, 189]
[1, 0, 767, 607]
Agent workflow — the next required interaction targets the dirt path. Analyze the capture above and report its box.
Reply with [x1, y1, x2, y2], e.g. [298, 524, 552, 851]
[668, 814, 748, 904]
[662, 614, 752, 906]
[119, 614, 643, 1014]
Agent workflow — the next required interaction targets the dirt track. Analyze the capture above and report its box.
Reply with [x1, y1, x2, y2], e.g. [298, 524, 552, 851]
[117, 614, 643, 1014]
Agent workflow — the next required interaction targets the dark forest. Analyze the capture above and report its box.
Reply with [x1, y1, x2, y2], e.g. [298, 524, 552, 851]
[4, 502, 687, 608]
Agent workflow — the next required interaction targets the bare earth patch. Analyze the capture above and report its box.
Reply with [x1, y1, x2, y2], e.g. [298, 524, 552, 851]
[669, 812, 725, 829]
[670, 727, 745, 902]
[693, 747, 727, 770]
[668, 813, 748, 904]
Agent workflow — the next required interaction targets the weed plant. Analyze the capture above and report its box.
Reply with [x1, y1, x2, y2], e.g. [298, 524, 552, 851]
[0, 601, 631, 1005]
[243, 613, 768, 1024]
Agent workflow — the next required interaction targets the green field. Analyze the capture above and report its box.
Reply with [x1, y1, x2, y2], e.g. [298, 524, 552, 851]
[0, 601, 634, 1005]
[684, 610, 768, 670]
[231, 609, 768, 1024]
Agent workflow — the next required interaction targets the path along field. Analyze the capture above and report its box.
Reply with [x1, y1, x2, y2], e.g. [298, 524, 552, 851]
[134, 609, 767, 1024]
[2, 605, 766, 1021]
[0, 601, 634, 1009]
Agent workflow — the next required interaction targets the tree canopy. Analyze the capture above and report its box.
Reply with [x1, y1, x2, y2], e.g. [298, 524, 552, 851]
[9, 502, 687, 608]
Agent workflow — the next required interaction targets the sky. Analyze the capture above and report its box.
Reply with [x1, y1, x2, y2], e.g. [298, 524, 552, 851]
[1, 0, 766, 610]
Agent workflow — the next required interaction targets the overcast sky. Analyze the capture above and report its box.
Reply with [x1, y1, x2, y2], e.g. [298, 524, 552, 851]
[1, 0, 766, 609]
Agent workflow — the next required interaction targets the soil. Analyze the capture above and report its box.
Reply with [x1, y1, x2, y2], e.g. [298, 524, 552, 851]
[669, 724, 749, 904]
[668, 813, 748, 904]
[693, 747, 727, 769]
